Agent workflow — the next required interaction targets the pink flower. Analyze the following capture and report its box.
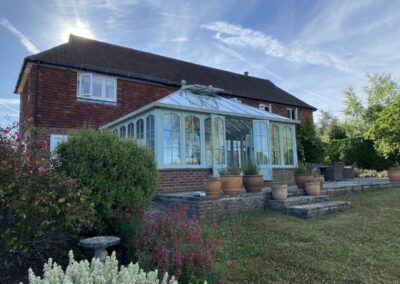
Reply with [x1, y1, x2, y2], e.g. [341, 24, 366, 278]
[3, 129, 10, 135]
[16, 131, 24, 140]
[38, 166, 46, 174]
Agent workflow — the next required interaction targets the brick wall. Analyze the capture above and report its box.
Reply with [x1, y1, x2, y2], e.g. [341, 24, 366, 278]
[158, 168, 212, 193]
[265, 168, 296, 186]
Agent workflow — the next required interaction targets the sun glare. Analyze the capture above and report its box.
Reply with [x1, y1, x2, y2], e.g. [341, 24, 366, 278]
[61, 20, 95, 42]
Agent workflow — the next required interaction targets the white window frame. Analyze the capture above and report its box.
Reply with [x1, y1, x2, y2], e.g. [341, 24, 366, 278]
[50, 134, 68, 156]
[287, 107, 298, 120]
[77, 73, 117, 103]
[259, 103, 272, 112]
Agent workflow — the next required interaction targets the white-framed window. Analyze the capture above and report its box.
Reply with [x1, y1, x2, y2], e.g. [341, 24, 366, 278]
[120, 125, 126, 139]
[127, 122, 134, 139]
[136, 119, 144, 145]
[146, 115, 155, 153]
[50, 134, 68, 155]
[287, 107, 298, 120]
[259, 103, 272, 112]
[163, 113, 181, 166]
[78, 73, 117, 102]
[282, 126, 294, 165]
[271, 124, 281, 165]
[185, 115, 201, 165]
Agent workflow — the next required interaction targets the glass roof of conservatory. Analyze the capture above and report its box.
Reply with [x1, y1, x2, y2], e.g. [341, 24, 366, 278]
[156, 84, 295, 123]
[100, 84, 297, 129]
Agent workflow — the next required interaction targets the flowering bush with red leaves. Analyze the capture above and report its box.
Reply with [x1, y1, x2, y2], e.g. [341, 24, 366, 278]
[134, 205, 219, 283]
[0, 122, 95, 281]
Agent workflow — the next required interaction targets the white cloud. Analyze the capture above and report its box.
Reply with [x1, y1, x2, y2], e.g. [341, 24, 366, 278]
[201, 21, 357, 74]
[0, 100, 19, 113]
[0, 17, 39, 54]
[169, 37, 189, 42]
[60, 19, 95, 42]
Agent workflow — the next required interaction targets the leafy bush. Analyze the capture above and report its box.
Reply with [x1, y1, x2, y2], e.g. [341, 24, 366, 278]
[219, 167, 241, 176]
[355, 169, 388, 178]
[28, 251, 179, 284]
[295, 165, 310, 174]
[56, 128, 158, 233]
[0, 123, 95, 281]
[296, 120, 324, 163]
[134, 205, 219, 283]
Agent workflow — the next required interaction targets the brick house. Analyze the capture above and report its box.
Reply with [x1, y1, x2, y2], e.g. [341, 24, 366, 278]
[14, 35, 316, 192]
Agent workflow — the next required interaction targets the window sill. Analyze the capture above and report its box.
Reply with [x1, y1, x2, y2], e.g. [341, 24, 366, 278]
[77, 97, 117, 106]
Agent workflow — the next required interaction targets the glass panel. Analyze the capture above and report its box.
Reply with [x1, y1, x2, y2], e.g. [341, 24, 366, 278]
[185, 115, 201, 165]
[80, 74, 91, 95]
[163, 113, 181, 166]
[205, 118, 212, 165]
[146, 115, 155, 153]
[105, 79, 115, 99]
[271, 124, 281, 165]
[112, 129, 118, 135]
[213, 117, 225, 165]
[128, 123, 134, 139]
[283, 126, 294, 165]
[120, 125, 126, 139]
[92, 76, 102, 97]
[253, 121, 269, 165]
[136, 119, 144, 145]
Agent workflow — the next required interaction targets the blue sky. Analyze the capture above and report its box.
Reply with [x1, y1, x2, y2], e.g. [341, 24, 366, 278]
[1, 0, 400, 127]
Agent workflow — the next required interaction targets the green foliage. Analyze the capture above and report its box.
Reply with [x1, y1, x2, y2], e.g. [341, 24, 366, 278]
[56, 128, 158, 234]
[0, 123, 95, 281]
[366, 95, 400, 163]
[295, 165, 310, 174]
[219, 167, 241, 176]
[28, 250, 178, 284]
[296, 120, 324, 163]
[355, 169, 388, 178]
[242, 163, 259, 175]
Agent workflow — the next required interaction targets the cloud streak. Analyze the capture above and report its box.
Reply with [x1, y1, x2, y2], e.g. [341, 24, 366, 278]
[201, 21, 357, 74]
[0, 17, 39, 54]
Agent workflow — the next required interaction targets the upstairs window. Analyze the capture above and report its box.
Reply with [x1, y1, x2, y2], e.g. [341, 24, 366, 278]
[287, 108, 298, 120]
[259, 103, 272, 112]
[78, 73, 117, 102]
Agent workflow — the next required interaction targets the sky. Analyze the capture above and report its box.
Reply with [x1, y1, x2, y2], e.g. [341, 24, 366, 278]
[1, 0, 400, 127]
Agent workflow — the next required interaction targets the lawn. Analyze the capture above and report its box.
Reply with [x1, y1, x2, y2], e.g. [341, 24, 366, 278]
[215, 187, 400, 283]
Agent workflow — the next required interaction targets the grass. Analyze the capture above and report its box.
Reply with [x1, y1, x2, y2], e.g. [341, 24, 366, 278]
[214, 187, 400, 283]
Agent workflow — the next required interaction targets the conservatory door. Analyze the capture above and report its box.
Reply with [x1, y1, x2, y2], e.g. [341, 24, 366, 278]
[253, 120, 272, 180]
[211, 114, 226, 176]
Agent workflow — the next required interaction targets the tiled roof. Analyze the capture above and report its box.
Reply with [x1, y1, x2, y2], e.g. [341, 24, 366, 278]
[20, 35, 316, 110]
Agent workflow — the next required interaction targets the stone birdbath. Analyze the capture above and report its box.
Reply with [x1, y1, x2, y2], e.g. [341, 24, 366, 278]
[80, 236, 120, 262]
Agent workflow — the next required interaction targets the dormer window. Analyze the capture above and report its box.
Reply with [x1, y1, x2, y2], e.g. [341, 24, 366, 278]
[287, 107, 298, 120]
[259, 103, 272, 112]
[78, 73, 117, 102]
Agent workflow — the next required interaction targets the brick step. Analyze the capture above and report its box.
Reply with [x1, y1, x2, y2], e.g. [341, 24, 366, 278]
[286, 201, 352, 219]
[267, 195, 329, 210]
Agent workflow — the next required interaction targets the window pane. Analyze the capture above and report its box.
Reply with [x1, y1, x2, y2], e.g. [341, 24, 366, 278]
[105, 79, 115, 99]
[185, 115, 201, 165]
[213, 117, 225, 165]
[205, 118, 212, 165]
[146, 115, 155, 153]
[128, 123, 134, 139]
[136, 119, 144, 145]
[283, 126, 293, 165]
[163, 113, 181, 166]
[80, 74, 91, 95]
[93, 77, 102, 97]
[120, 126, 126, 139]
[271, 124, 281, 165]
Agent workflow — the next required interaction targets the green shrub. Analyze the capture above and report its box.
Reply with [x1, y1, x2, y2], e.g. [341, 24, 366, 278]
[0, 123, 95, 282]
[243, 163, 259, 175]
[295, 165, 310, 174]
[219, 167, 241, 176]
[56, 128, 158, 234]
[28, 251, 179, 284]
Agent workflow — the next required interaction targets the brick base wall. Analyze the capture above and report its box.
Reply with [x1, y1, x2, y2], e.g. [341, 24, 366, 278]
[158, 168, 212, 193]
[265, 168, 296, 186]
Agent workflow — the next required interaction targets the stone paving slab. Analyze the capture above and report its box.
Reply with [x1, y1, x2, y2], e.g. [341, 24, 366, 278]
[287, 201, 352, 219]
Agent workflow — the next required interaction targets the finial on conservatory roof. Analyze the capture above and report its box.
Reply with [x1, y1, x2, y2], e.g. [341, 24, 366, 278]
[181, 83, 224, 96]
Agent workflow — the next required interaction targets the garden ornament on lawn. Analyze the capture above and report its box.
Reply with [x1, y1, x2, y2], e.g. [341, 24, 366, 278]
[80, 236, 120, 262]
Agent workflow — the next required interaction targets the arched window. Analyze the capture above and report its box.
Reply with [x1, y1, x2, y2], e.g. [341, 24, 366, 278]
[205, 117, 225, 165]
[163, 113, 181, 165]
[146, 114, 155, 153]
[113, 129, 118, 135]
[253, 121, 268, 165]
[271, 124, 281, 165]
[185, 115, 201, 165]
[282, 126, 294, 165]
[205, 118, 212, 165]
[136, 119, 144, 145]
[127, 122, 134, 139]
[120, 125, 126, 139]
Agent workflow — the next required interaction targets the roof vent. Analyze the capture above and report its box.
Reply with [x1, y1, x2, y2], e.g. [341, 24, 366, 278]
[244, 71, 249, 76]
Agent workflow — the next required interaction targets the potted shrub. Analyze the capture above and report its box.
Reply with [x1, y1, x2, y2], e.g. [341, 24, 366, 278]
[305, 180, 320, 196]
[388, 163, 400, 182]
[203, 176, 221, 196]
[294, 165, 314, 190]
[243, 163, 264, 193]
[219, 167, 242, 195]
[271, 183, 288, 200]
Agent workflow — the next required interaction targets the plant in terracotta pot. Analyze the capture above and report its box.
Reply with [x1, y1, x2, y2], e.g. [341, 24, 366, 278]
[294, 165, 314, 191]
[219, 167, 243, 195]
[203, 176, 222, 197]
[388, 163, 400, 182]
[271, 183, 288, 200]
[242, 163, 264, 193]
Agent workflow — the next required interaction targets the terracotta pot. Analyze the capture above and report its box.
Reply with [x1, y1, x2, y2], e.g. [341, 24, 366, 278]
[295, 173, 314, 189]
[305, 180, 320, 196]
[203, 178, 221, 196]
[314, 175, 325, 189]
[221, 175, 243, 195]
[243, 175, 264, 193]
[271, 183, 288, 200]
[388, 168, 400, 182]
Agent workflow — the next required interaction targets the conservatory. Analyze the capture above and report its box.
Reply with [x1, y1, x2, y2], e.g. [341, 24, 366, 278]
[100, 84, 299, 181]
